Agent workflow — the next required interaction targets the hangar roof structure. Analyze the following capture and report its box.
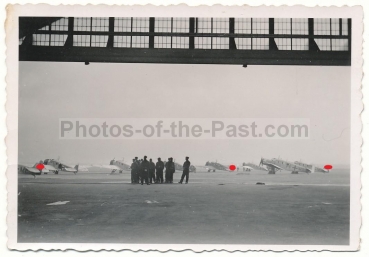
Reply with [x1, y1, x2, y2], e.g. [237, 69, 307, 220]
[19, 17, 351, 66]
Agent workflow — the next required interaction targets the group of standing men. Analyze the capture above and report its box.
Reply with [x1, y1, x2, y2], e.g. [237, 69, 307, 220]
[130, 156, 191, 185]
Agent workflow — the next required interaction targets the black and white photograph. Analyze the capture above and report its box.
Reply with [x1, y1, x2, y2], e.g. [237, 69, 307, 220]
[6, 4, 363, 252]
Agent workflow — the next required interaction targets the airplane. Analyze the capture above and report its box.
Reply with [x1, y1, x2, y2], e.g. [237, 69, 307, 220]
[242, 162, 268, 172]
[18, 162, 48, 178]
[259, 157, 314, 174]
[293, 161, 329, 173]
[203, 161, 239, 172]
[43, 159, 79, 174]
[204, 161, 227, 172]
[242, 165, 253, 172]
[90, 158, 131, 174]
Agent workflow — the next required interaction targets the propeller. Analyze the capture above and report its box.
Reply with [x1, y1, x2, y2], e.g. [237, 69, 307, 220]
[259, 158, 264, 166]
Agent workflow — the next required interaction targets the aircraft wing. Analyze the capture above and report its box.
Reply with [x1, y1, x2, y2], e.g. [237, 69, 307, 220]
[44, 164, 58, 172]
[263, 162, 283, 170]
[313, 167, 327, 173]
[18, 165, 42, 175]
[57, 161, 80, 170]
[26, 167, 43, 174]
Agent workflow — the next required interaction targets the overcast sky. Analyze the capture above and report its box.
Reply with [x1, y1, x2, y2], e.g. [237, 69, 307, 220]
[18, 62, 350, 167]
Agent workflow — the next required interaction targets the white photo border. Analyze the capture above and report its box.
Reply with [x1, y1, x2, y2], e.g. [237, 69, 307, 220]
[5, 4, 363, 251]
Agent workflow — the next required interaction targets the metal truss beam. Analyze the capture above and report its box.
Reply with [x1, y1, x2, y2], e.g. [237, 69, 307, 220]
[19, 46, 350, 66]
[19, 17, 352, 66]
[25, 30, 350, 39]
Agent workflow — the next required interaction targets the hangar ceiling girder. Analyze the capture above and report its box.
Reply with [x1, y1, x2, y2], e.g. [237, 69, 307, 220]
[19, 17, 351, 66]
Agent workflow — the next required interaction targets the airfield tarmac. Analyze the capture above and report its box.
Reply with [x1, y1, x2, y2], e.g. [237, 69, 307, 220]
[17, 169, 350, 245]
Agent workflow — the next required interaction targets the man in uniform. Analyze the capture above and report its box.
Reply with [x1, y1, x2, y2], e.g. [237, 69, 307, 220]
[179, 156, 191, 184]
[133, 157, 140, 183]
[155, 157, 164, 183]
[130, 158, 138, 183]
[165, 158, 171, 183]
[140, 156, 150, 185]
[166, 157, 175, 183]
[149, 158, 156, 184]
[138, 158, 144, 183]
[164, 158, 170, 183]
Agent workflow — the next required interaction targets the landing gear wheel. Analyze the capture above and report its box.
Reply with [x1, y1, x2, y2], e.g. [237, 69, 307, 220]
[55, 170, 59, 175]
